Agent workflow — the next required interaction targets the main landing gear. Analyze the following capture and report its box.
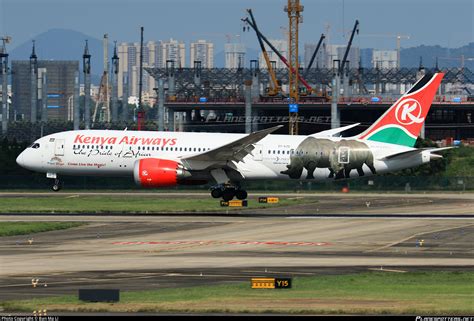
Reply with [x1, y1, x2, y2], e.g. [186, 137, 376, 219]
[210, 185, 247, 201]
[51, 178, 62, 192]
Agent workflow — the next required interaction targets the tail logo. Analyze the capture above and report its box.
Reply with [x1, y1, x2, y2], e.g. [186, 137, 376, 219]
[395, 98, 424, 125]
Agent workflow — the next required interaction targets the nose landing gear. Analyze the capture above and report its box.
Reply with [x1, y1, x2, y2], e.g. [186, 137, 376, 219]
[51, 178, 62, 192]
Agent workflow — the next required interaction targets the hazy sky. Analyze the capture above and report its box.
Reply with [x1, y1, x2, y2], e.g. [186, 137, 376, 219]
[1, 0, 473, 51]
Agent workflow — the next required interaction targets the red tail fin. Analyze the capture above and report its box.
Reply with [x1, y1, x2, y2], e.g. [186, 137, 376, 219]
[358, 72, 444, 147]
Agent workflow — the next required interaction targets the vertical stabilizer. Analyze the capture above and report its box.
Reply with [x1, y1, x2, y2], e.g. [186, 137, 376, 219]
[358, 72, 444, 147]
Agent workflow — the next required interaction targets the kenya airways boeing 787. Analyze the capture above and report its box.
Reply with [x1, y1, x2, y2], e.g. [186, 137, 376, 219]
[17, 72, 451, 201]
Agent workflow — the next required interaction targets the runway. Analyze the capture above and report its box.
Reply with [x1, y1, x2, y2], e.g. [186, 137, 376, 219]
[1, 210, 473, 301]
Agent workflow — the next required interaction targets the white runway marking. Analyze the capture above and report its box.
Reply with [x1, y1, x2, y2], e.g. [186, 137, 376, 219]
[112, 240, 331, 247]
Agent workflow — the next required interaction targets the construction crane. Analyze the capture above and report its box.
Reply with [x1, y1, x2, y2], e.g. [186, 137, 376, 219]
[340, 20, 359, 73]
[92, 34, 111, 125]
[284, 0, 303, 135]
[438, 55, 474, 69]
[305, 33, 325, 74]
[242, 16, 313, 95]
[359, 33, 410, 68]
[246, 9, 281, 96]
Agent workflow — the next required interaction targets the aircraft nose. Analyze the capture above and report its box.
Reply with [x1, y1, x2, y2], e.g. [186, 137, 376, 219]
[16, 152, 25, 168]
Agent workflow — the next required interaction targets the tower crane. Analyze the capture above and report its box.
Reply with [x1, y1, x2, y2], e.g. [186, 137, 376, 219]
[284, 0, 303, 135]
[438, 55, 474, 69]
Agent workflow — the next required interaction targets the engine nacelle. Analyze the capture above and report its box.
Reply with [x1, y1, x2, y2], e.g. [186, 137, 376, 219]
[133, 158, 190, 188]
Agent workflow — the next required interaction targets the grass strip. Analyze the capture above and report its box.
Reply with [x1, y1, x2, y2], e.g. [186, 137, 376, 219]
[0, 196, 313, 213]
[0, 222, 85, 237]
[2, 271, 472, 314]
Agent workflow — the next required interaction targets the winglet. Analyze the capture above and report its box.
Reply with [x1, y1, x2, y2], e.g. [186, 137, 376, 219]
[310, 123, 360, 138]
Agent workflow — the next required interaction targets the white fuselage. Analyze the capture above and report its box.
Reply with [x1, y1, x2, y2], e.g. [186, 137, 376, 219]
[17, 129, 428, 182]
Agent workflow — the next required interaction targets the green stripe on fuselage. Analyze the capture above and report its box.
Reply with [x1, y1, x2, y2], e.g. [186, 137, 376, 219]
[366, 127, 416, 147]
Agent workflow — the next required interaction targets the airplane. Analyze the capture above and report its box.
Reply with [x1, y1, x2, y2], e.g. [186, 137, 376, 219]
[16, 72, 452, 201]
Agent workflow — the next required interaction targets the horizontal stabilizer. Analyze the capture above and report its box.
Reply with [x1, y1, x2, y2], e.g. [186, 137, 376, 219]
[380, 146, 455, 160]
[310, 123, 361, 138]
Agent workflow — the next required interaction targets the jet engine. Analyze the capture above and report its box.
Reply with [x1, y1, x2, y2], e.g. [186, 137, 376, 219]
[133, 158, 191, 187]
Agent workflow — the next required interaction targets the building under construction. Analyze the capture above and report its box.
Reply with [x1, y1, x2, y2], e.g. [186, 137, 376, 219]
[11, 60, 79, 122]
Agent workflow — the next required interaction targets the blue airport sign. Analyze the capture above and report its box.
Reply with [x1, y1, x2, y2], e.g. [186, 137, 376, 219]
[199, 97, 207, 103]
[452, 97, 461, 103]
[371, 97, 380, 102]
[47, 105, 62, 108]
[289, 103, 298, 113]
[47, 94, 61, 98]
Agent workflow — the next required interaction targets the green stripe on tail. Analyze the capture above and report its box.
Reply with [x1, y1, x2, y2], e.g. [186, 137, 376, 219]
[366, 127, 417, 147]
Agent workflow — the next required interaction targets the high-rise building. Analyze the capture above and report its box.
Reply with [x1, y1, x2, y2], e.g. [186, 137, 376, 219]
[224, 43, 245, 69]
[117, 41, 157, 99]
[258, 39, 287, 69]
[118, 40, 186, 99]
[157, 38, 186, 68]
[11, 60, 79, 122]
[372, 50, 398, 68]
[360, 48, 374, 68]
[190, 40, 214, 68]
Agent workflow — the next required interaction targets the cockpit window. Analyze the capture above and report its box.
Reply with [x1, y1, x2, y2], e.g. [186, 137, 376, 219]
[29, 143, 40, 149]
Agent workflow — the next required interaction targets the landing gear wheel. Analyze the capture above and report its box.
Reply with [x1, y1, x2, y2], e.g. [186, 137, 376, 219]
[51, 179, 61, 192]
[222, 190, 235, 202]
[235, 190, 247, 200]
[211, 189, 223, 199]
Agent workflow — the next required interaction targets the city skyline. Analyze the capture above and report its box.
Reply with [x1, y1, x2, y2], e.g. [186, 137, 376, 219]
[1, 0, 472, 54]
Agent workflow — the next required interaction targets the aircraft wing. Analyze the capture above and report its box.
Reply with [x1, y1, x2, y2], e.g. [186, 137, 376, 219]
[379, 147, 455, 160]
[180, 125, 283, 163]
[309, 123, 360, 138]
